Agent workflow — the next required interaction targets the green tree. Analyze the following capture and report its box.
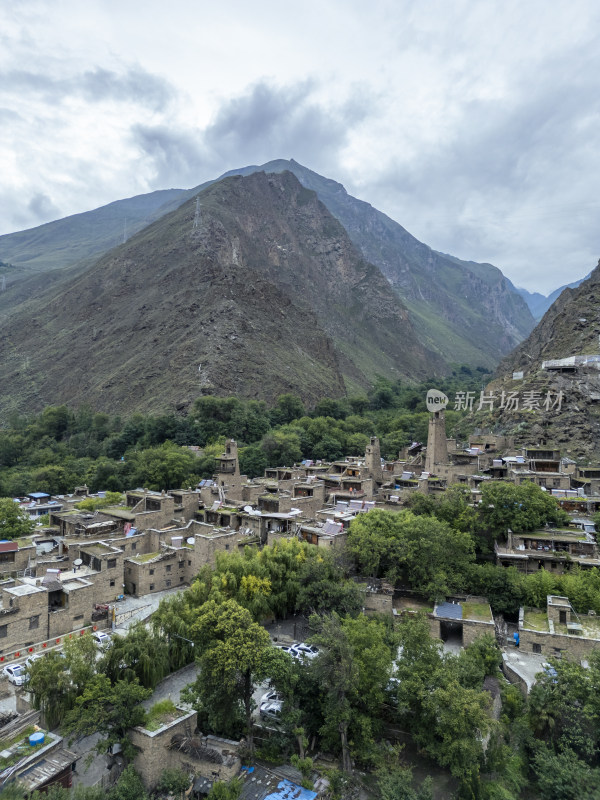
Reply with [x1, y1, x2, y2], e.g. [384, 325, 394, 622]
[480, 481, 568, 538]
[0, 498, 35, 540]
[377, 765, 433, 800]
[185, 599, 286, 755]
[309, 613, 395, 770]
[108, 766, 149, 800]
[129, 442, 197, 490]
[270, 394, 305, 426]
[260, 429, 302, 467]
[347, 509, 475, 598]
[99, 622, 170, 689]
[62, 675, 151, 761]
[155, 768, 191, 796]
[27, 650, 74, 729]
[206, 777, 243, 800]
[238, 445, 267, 479]
[533, 745, 600, 800]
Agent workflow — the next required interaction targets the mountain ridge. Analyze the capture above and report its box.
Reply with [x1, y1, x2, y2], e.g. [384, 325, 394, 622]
[0, 170, 443, 418]
[0, 159, 535, 370]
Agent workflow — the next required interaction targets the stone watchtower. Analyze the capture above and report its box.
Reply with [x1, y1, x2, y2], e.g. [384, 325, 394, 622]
[424, 409, 449, 474]
[364, 436, 383, 481]
[217, 439, 240, 478]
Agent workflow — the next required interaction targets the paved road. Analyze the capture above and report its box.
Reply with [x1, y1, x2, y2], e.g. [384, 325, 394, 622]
[142, 662, 199, 710]
[111, 586, 184, 634]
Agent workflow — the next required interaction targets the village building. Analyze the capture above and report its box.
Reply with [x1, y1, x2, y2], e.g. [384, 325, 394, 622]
[130, 709, 241, 792]
[495, 526, 600, 573]
[518, 595, 600, 659]
[429, 597, 495, 648]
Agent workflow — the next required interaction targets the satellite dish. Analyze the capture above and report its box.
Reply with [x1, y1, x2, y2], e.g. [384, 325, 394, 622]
[243, 506, 253, 513]
[73, 559, 83, 566]
[186, 537, 195, 545]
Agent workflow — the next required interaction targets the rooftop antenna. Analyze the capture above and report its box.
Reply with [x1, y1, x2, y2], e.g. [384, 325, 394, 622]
[193, 197, 201, 230]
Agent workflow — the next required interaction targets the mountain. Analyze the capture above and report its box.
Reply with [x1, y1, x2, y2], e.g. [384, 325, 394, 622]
[490, 261, 600, 460]
[0, 159, 535, 370]
[220, 160, 536, 368]
[515, 273, 592, 320]
[0, 171, 444, 418]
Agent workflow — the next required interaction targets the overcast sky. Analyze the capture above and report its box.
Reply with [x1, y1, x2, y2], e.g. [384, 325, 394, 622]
[2, 0, 599, 294]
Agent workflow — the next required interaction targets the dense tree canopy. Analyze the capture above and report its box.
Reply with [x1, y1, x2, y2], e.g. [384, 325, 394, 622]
[348, 508, 475, 598]
[0, 497, 35, 540]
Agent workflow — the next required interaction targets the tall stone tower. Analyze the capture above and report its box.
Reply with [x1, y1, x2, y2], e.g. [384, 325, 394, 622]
[424, 410, 449, 473]
[364, 436, 383, 481]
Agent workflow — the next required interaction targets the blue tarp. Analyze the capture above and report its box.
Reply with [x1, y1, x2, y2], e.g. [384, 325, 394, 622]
[263, 780, 317, 800]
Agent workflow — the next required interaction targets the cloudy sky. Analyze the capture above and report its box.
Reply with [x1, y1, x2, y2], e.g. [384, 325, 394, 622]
[2, 0, 599, 293]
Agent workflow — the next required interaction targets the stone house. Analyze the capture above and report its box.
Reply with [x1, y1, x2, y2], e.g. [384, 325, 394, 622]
[0, 571, 106, 657]
[519, 595, 600, 659]
[130, 709, 240, 791]
[124, 523, 251, 597]
[495, 527, 600, 574]
[429, 597, 495, 647]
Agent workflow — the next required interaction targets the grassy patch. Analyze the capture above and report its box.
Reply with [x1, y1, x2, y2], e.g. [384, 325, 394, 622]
[462, 601, 492, 622]
[133, 551, 160, 563]
[523, 611, 549, 632]
[0, 727, 45, 767]
[145, 699, 182, 731]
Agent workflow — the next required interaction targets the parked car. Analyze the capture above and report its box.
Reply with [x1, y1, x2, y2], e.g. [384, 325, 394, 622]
[25, 653, 45, 669]
[275, 645, 296, 657]
[259, 700, 283, 721]
[93, 631, 112, 648]
[3, 664, 28, 686]
[291, 642, 319, 660]
[260, 689, 283, 704]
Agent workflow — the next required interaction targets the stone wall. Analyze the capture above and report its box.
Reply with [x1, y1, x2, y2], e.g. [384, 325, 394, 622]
[131, 711, 240, 791]
[125, 550, 187, 597]
[519, 626, 600, 659]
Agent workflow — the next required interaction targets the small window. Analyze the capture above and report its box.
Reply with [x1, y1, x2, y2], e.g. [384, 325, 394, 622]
[188, 560, 192, 566]
[107, 559, 117, 569]
[225, 544, 230, 551]
[180, 576, 184, 582]
[179, 561, 184, 569]
[149, 569, 154, 576]
[166, 579, 171, 587]
[127, 568, 132, 575]
[73, 614, 84, 621]
[149, 584, 154, 591]
[166, 565, 172, 573]
[532, 643, 542, 654]
[29, 615, 40, 630]
[0, 625, 7, 638]
[110, 579, 115, 587]
[131, 543, 137, 551]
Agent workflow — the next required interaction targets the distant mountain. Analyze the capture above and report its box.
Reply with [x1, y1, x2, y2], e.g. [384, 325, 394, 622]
[0, 171, 444, 418]
[514, 273, 591, 320]
[222, 161, 536, 368]
[490, 261, 600, 460]
[0, 159, 535, 370]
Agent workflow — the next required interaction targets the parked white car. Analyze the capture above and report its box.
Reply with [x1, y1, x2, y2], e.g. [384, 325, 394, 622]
[275, 645, 296, 657]
[260, 689, 283, 704]
[93, 631, 112, 648]
[291, 642, 319, 660]
[3, 664, 28, 686]
[259, 699, 283, 721]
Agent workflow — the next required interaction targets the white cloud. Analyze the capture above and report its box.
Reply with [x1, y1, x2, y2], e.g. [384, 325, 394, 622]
[1, 0, 599, 293]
